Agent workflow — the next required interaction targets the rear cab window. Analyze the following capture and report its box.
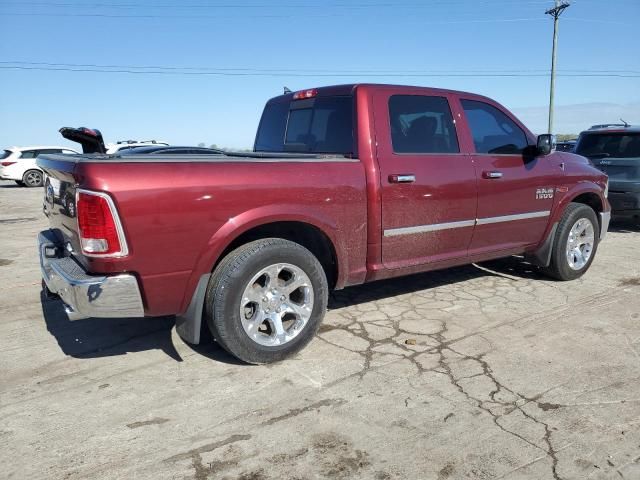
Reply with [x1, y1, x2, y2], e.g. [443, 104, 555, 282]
[461, 99, 528, 155]
[254, 94, 354, 155]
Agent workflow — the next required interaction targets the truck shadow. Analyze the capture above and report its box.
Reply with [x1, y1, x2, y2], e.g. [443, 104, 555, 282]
[328, 256, 546, 309]
[39, 291, 241, 364]
[40, 256, 546, 364]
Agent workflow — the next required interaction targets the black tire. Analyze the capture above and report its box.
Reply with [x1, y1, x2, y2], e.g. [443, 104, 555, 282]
[14, 180, 25, 186]
[205, 238, 328, 364]
[544, 203, 600, 281]
[22, 169, 43, 187]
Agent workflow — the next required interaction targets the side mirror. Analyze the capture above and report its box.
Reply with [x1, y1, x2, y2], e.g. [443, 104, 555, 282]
[536, 134, 556, 156]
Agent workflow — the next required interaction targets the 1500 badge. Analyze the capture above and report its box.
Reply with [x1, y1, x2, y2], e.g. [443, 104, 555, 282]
[536, 187, 555, 200]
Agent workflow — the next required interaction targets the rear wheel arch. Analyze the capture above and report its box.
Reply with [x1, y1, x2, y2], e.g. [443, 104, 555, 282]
[176, 220, 340, 346]
[216, 221, 339, 290]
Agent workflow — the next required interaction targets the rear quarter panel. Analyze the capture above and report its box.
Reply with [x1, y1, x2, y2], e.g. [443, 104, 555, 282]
[76, 159, 367, 316]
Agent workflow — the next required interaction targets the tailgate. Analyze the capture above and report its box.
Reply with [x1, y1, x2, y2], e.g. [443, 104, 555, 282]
[38, 154, 83, 255]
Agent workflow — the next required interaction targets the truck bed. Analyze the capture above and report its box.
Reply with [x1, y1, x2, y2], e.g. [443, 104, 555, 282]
[37, 152, 368, 318]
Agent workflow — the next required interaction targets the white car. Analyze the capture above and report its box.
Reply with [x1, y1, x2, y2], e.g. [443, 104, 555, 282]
[1, 146, 78, 187]
[105, 140, 168, 154]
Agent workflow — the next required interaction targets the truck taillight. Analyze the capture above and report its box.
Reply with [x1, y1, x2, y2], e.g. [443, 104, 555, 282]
[76, 190, 128, 257]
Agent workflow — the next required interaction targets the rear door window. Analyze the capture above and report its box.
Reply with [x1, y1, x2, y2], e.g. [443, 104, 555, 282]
[255, 96, 354, 154]
[19, 150, 37, 159]
[37, 149, 64, 155]
[388, 95, 459, 154]
[461, 100, 528, 155]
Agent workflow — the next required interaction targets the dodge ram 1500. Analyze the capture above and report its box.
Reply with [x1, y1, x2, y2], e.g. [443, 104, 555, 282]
[37, 84, 611, 363]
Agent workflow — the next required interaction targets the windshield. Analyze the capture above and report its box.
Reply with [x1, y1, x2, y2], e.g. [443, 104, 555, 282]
[576, 133, 640, 158]
[254, 96, 354, 154]
[1, 150, 13, 160]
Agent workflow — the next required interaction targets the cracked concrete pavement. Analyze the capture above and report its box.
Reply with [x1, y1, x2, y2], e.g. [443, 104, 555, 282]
[1, 179, 639, 480]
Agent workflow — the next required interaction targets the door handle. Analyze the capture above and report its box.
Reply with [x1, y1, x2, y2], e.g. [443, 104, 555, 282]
[483, 171, 503, 179]
[389, 174, 416, 183]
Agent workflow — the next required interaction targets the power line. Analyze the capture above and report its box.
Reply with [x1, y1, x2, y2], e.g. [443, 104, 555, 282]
[0, 0, 556, 7]
[2, 65, 638, 78]
[2, 61, 638, 74]
[0, 10, 548, 22]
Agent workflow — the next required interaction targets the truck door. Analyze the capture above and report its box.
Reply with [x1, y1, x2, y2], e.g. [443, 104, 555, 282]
[373, 91, 477, 269]
[458, 98, 557, 255]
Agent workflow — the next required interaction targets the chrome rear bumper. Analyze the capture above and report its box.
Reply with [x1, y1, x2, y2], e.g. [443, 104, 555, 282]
[39, 230, 144, 320]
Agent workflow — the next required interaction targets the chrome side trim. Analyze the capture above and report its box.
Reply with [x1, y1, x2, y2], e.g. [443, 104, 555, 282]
[599, 211, 611, 241]
[384, 219, 475, 237]
[476, 210, 550, 225]
[383, 210, 551, 237]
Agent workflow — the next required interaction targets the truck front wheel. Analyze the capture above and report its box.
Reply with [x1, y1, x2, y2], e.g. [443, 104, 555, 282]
[544, 202, 600, 281]
[205, 238, 328, 364]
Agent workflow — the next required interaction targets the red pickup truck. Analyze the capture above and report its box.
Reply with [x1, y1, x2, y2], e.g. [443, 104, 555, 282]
[38, 84, 610, 364]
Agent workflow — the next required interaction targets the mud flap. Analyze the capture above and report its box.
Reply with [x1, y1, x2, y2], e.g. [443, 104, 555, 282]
[525, 222, 558, 267]
[175, 274, 211, 345]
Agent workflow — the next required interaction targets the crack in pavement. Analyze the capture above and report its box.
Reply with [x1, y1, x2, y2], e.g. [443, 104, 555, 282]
[164, 434, 252, 480]
[314, 277, 633, 479]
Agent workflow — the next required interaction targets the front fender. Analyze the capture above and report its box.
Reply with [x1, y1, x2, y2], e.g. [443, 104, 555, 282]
[531, 181, 607, 256]
[551, 181, 607, 225]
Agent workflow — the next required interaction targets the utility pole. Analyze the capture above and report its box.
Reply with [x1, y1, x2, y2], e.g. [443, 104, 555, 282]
[546, 0, 570, 134]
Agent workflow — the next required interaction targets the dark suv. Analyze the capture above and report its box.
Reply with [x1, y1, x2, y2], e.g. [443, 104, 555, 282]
[575, 125, 640, 217]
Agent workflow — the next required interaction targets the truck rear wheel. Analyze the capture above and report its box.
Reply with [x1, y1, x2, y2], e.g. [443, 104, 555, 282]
[205, 238, 328, 364]
[544, 203, 599, 281]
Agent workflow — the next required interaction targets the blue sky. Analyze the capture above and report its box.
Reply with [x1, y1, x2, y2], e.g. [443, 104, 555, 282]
[1, 0, 638, 149]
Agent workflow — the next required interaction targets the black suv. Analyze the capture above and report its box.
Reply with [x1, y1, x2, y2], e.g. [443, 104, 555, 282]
[575, 125, 640, 217]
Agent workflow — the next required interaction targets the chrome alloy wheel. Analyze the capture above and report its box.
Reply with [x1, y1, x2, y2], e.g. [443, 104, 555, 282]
[565, 218, 595, 270]
[239, 263, 314, 347]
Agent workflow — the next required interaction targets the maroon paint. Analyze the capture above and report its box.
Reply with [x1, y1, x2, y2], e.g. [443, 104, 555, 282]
[40, 84, 609, 318]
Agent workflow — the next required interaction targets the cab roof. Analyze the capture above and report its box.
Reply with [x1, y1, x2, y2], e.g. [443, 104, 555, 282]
[266, 83, 490, 104]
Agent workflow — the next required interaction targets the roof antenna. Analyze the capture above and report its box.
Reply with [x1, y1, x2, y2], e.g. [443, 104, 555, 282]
[620, 118, 630, 127]
[283, 86, 292, 94]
